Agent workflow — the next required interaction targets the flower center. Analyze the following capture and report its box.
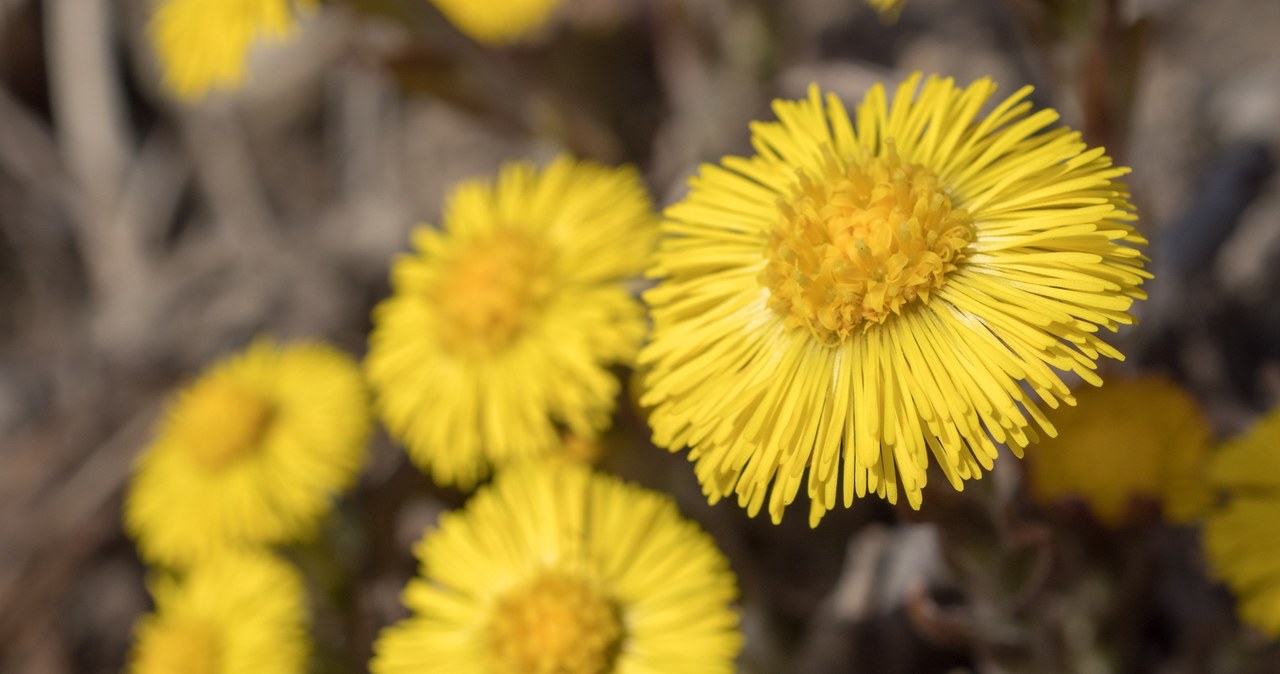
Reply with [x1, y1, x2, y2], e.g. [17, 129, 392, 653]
[557, 433, 603, 465]
[431, 232, 553, 355]
[179, 381, 275, 470]
[133, 620, 219, 674]
[487, 570, 623, 674]
[760, 144, 974, 344]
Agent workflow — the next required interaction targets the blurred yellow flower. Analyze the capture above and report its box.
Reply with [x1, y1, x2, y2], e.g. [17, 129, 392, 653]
[429, 0, 565, 45]
[366, 157, 656, 489]
[370, 462, 741, 674]
[149, 0, 314, 100]
[128, 553, 309, 674]
[1025, 377, 1211, 525]
[868, 0, 907, 22]
[126, 339, 371, 567]
[641, 74, 1148, 526]
[1205, 407, 1280, 636]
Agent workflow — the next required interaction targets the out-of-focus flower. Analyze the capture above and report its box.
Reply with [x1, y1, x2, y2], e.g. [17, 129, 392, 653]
[126, 339, 370, 567]
[366, 157, 656, 489]
[429, 0, 565, 45]
[1025, 377, 1211, 525]
[148, 0, 314, 100]
[370, 462, 741, 674]
[641, 74, 1148, 526]
[1205, 407, 1280, 636]
[868, 0, 907, 22]
[127, 553, 309, 674]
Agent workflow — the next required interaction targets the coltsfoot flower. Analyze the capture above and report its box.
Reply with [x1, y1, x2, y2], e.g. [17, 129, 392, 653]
[1205, 407, 1280, 636]
[429, 0, 565, 45]
[366, 156, 656, 489]
[127, 553, 310, 674]
[371, 462, 741, 674]
[867, 0, 907, 22]
[149, 0, 314, 100]
[1025, 376, 1211, 525]
[641, 74, 1148, 526]
[126, 339, 371, 566]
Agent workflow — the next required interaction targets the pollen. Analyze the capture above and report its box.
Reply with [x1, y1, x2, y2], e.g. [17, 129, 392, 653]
[132, 620, 219, 674]
[760, 142, 975, 344]
[430, 233, 553, 355]
[487, 570, 623, 674]
[177, 381, 275, 470]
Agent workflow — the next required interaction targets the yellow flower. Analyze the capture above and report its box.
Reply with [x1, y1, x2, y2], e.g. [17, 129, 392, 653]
[1205, 407, 1280, 637]
[366, 156, 656, 489]
[149, 0, 314, 100]
[1025, 377, 1211, 526]
[127, 552, 310, 674]
[429, 0, 565, 45]
[640, 74, 1148, 526]
[867, 0, 907, 22]
[370, 462, 741, 674]
[126, 339, 371, 567]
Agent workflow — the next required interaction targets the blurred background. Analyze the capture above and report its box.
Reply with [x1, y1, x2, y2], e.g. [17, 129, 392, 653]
[2, 0, 1279, 672]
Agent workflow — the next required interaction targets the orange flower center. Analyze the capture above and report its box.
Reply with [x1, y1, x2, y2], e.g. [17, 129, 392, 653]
[178, 381, 275, 470]
[487, 570, 622, 674]
[132, 619, 220, 674]
[431, 233, 553, 355]
[760, 144, 974, 344]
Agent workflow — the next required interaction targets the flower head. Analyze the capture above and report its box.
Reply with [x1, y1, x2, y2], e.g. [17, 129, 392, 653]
[867, 0, 907, 22]
[366, 156, 656, 489]
[126, 339, 371, 566]
[127, 553, 310, 674]
[641, 74, 1148, 526]
[1025, 377, 1211, 525]
[149, 0, 314, 100]
[1205, 407, 1280, 636]
[429, 0, 565, 45]
[370, 462, 741, 674]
